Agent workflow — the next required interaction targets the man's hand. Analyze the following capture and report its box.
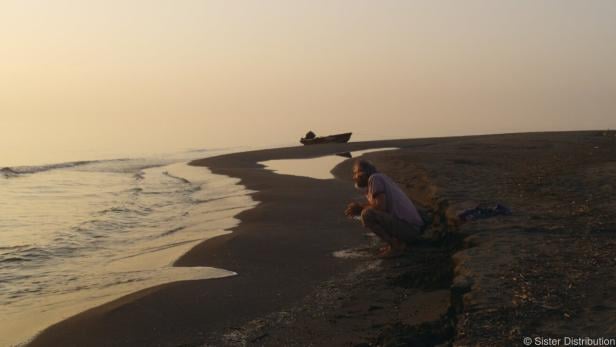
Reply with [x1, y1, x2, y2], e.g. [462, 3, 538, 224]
[345, 202, 364, 217]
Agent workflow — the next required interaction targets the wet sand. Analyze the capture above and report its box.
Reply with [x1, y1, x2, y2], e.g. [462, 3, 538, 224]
[28, 131, 616, 346]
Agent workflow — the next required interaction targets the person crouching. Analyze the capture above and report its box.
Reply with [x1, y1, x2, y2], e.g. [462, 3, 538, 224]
[344, 159, 424, 257]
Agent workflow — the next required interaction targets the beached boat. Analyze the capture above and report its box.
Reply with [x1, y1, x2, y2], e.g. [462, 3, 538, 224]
[300, 132, 352, 145]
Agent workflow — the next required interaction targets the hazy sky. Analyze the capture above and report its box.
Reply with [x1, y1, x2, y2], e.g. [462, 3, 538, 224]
[2, 0, 615, 166]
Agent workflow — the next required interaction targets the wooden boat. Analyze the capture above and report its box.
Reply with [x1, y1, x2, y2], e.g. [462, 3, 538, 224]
[300, 132, 352, 145]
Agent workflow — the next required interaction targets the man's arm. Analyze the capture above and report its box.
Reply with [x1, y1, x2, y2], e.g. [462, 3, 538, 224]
[366, 175, 387, 212]
[370, 192, 387, 212]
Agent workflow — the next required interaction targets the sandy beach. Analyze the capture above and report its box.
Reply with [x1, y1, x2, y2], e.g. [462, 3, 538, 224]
[28, 131, 616, 346]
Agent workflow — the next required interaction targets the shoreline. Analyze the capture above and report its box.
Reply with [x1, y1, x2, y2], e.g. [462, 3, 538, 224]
[28, 131, 616, 346]
[3, 161, 252, 347]
[28, 139, 424, 346]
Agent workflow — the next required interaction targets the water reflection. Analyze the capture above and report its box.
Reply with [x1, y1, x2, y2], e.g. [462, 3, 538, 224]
[260, 148, 398, 180]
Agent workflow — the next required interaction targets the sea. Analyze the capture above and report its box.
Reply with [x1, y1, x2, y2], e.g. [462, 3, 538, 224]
[0, 149, 258, 346]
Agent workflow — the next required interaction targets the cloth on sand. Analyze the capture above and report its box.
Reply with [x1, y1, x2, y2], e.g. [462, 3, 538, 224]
[457, 203, 512, 222]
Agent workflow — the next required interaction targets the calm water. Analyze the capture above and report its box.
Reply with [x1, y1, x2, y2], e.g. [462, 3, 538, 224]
[259, 148, 398, 180]
[0, 150, 257, 346]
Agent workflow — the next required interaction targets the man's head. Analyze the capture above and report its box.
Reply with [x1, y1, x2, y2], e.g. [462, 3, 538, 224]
[353, 159, 377, 188]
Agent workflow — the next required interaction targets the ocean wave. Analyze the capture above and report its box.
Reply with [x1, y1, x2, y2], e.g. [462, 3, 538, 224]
[160, 226, 185, 237]
[75, 159, 174, 174]
[0, 246, 56, 265]
[2, 157, 175, 178]
[2, 160, 98, 177]
[128, 187, 143, 194]
[0, 245, 30, 251]
[134, 171, 145, 180]
[1, 167, 20, 178]
[0, 256, 30, 263]
[97, 206, 152, 217]
[162, 171, 191, 184]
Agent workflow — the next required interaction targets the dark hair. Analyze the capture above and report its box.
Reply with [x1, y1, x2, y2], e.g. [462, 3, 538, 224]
[354, 159, 378, 176]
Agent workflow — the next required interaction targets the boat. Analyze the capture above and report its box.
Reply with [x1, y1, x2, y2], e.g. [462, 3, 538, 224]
[300, 132, 352, 145]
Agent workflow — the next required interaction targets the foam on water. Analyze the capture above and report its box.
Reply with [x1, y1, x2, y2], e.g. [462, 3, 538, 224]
[1, 160, 98, 177]
[0, 155, 257, 346]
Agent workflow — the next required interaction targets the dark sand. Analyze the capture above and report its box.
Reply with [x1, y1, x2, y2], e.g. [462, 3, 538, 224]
[28, 131, 616, 346]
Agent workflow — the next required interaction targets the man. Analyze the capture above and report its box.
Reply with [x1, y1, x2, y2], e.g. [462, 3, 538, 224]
[345, 159, 424, 257]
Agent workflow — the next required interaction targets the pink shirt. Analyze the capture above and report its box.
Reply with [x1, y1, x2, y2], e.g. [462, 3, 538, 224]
[367, 173, 423, 226]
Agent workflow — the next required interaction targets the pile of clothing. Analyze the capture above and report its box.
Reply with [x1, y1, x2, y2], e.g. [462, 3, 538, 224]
[457, 203, 512, 222]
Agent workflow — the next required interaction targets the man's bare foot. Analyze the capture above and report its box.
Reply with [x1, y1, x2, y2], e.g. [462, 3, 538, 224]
[391, 239, 409, 252]
[377, 244, 391, 257]
[378, 240, 409, 258]
[377, 247, 406, 259]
